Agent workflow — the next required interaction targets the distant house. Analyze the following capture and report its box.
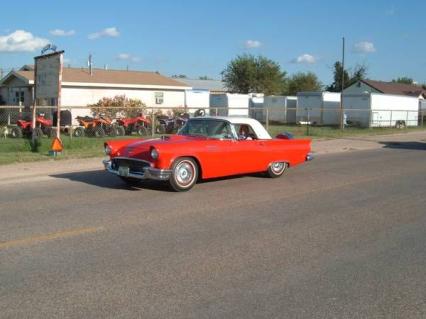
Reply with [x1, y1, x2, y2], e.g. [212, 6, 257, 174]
[344, 79, 426, 99]
[177, 78, 227, 93]
[0, 66, 191, 108]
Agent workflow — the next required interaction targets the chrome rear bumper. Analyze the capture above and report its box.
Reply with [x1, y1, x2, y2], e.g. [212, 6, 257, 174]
[103, 160, 171, 181]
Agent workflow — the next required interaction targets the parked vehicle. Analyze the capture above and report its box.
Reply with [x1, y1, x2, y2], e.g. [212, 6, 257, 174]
[342, 93, 419, 128]
[75, 116, 125, 137]
[10, 114, 53, 138]
[156, 112, 189, 134]
[116, 115, 151, 136]
[103, 117, 312, 191]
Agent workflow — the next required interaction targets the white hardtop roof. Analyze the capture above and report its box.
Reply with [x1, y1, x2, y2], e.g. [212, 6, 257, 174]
[191, 116, 272, 139]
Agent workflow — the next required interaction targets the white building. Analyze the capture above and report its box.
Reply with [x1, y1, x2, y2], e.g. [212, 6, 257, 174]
[0, 66, 190, 110]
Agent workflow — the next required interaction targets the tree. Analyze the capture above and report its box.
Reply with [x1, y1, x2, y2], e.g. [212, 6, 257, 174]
[326, 62, 367, 92]
[222, 54, 286, 95]
[198, 75, 213, 80]
[88, 95, 146, 118]
[285, 72, 322, 95]
[392, 77, 414, 85]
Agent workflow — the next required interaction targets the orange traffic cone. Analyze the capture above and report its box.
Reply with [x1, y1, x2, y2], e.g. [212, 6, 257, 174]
[50, 137, 63, 155]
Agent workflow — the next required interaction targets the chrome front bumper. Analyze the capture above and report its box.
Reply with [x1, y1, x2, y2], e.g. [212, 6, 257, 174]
[103, 160, 172, 181]
[306, 153, 314, 161]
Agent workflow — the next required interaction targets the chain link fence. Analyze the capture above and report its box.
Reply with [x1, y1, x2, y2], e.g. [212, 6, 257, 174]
[0, 105, 424, 139]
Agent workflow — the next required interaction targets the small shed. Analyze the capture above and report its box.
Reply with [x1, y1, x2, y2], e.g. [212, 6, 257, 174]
[296, 92, 341, 125]
[262, 96, 297, 124]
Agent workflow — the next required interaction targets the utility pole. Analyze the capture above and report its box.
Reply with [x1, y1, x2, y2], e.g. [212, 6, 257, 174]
[88, 54, 93, 75]
[340, 37, 345, 130]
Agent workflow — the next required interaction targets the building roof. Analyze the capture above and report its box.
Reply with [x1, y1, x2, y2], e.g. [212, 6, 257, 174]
[1, 67, 190, 89]
[178, 78, 227, 92]
[361, 79, 426, 98]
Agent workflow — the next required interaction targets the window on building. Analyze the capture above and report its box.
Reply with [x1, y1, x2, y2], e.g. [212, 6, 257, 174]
[155, 92, 164, 105]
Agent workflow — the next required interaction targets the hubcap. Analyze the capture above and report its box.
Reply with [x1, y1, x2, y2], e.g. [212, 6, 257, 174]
[175, 161, 195, 186]
[271, 162, 285, 174]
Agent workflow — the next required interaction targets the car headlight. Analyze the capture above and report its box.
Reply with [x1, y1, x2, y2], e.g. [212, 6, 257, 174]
[150, 147, 159, 160]
[104, 145, 112, 155]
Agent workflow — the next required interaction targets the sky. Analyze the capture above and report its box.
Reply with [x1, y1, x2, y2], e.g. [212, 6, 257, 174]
[0, 0, 425, 86]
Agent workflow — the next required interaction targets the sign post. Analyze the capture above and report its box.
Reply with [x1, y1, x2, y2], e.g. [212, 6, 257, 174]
[33, 50, 64, 155]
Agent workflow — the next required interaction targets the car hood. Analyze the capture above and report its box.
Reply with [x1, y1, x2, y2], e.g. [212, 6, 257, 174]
[111, 135, 207, 160]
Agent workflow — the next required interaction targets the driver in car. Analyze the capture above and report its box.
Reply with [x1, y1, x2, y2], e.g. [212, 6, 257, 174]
[238, 124, 253, 140]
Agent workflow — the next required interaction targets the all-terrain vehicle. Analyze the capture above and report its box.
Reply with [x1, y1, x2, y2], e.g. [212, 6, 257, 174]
[10, 114, 53, 138]
[75, 116, 125, 137]
[156, 112, 190, 134]
[116, 114, 151, 136]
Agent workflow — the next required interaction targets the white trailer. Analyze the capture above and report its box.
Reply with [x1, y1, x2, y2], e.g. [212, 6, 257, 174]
[296, 92, 341, 125]
[420, 100, 426, 125]
[185, 89, 210, 112]
[210, 93, 249, 117]
[343, 93, 419, 127]
[262, 96, 297, 123]
[249, 93, 264, 121]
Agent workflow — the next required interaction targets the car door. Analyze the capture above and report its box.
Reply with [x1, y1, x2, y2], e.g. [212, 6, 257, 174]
[226, 123, 269, 174]
[192, 120, 238, 179]
[227, 139, 267, 174]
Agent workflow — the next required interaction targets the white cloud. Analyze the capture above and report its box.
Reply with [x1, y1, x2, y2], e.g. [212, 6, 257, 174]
[117, 53, 140, 62]
[244, 40, 262, 49]
[0, 30, 49, 52]
[49, 29, 75, 36]
[292, 53, 317, 64]
[353, 41, 376, 53]
[88, 27, 120, 40]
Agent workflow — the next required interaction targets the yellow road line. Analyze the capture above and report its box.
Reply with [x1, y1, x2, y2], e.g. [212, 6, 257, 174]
[0, 226, 104, 250]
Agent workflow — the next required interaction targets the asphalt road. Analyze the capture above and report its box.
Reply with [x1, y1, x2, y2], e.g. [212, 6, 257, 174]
[1, 144, 426, 318]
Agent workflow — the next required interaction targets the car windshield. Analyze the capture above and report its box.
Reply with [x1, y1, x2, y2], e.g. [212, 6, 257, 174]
[178, 119, 235, 139]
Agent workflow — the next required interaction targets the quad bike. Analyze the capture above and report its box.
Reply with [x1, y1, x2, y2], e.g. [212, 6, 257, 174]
[116, 114, 152, 136]
[156, 112, 190, 134]
[194, 108, 206, 117]
[75, 116, 125, 137]
[10, 114, 53, 138]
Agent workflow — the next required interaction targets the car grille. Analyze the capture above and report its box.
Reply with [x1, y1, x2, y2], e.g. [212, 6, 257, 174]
[111, 158, 150, 174]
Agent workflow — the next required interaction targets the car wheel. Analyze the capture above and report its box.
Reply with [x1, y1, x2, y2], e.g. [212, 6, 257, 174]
[169, 157, 198, 192]
[10, 126, 23, 138]
[73, 127, 85, 137]
[267, 162, 287, 178]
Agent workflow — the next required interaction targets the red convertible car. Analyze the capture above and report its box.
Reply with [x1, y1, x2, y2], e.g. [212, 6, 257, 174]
[103, 117, 312, 191]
